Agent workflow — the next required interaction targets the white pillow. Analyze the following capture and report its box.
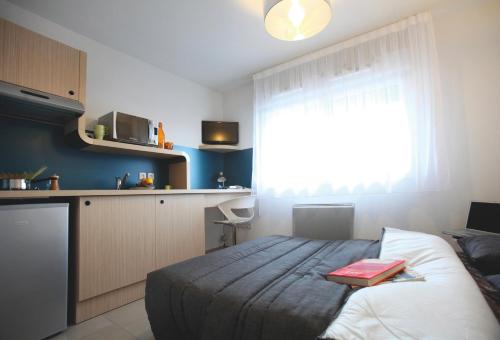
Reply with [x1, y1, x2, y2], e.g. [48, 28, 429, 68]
[321, 228, 500, 340]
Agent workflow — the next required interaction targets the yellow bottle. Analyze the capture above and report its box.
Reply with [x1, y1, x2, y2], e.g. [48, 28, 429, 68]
[158, 122, 165, 149]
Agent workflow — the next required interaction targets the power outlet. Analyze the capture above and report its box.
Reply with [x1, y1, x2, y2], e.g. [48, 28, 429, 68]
[139, 172, 147, 181]
[147, 173, 155, 181]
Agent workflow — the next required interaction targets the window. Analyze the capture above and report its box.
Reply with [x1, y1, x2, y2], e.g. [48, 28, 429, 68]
[253, 13, 447, 197]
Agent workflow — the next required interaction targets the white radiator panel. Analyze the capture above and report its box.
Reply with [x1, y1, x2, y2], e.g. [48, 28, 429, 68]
[292, 204, 354, 240]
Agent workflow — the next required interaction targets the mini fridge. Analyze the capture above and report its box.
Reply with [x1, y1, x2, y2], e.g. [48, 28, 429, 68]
[0, 203, 69, 340]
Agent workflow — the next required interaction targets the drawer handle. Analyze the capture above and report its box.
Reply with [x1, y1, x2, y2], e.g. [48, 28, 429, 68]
[85, 200, 91, 206]
[68, 90, 75, 96]
[160, 200, 164, 204]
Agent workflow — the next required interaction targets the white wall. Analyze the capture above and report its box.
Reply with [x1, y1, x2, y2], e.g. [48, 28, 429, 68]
[0, 0, 223, 148]
[229, 0, 500, 242]
[433, 0, 500, 201]
[222, 83, 254, 149]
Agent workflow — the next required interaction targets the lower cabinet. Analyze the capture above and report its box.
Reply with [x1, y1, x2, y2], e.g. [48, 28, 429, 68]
[155, 195, 205, 268]
[74, 192, 248, 322]
[77, 196, 156, 302]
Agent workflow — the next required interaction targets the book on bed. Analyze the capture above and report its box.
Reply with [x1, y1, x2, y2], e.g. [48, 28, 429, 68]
[327, 259, 405, 286]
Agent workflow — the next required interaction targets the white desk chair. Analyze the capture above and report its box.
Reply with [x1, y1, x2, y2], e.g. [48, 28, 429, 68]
[214, 195, 256, 247]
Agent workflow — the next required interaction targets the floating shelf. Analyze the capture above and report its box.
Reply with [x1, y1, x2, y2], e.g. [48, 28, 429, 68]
[65, 117, 190, 189]
[199, 144, 240, 153]
[66, 117, 187, 159]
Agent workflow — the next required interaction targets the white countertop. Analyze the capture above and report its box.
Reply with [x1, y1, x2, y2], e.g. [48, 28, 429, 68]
[0, 188, 251, 199]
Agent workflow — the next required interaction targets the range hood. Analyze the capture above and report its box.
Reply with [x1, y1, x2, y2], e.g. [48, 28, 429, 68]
[0, 81, 85, 124]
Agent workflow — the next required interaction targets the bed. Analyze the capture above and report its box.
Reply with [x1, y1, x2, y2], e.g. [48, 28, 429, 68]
[145, 229, 500, 340]
[146, 236, 380, 340]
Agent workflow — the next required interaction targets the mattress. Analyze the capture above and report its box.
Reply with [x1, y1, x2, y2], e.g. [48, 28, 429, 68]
[321, 228, 500, 340]
[145, 235, 380, 340]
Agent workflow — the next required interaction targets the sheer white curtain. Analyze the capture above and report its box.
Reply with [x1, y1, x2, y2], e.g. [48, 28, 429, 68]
[253, 13, 448, 197]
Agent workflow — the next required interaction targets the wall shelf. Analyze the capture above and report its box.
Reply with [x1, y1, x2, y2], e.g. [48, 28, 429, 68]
[66, 117, 187, 159]
[199, 144, 240, 153]
[65, 117, 191, 189]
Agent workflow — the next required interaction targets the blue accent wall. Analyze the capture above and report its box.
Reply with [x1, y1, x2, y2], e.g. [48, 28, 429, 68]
[224, 148, 253, 188]
[0, 117, 166, 189]
[174, 145, 224, 189]
[0, 117, 253, 190]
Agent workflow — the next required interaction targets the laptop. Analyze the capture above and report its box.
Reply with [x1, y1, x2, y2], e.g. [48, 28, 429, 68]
[443, 201, 500, 238]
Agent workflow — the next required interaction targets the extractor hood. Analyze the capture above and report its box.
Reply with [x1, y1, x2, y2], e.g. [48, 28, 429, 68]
[0, 81, 85, 124]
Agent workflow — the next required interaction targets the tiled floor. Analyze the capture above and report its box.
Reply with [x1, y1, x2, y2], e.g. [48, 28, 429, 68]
[49, 299, 154, 340]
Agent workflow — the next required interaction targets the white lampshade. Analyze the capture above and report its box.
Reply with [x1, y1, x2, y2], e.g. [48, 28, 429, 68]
[264, 0, 332, 41]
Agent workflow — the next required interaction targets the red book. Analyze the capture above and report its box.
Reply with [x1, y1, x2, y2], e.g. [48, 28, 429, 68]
[326, 259, 406, 287]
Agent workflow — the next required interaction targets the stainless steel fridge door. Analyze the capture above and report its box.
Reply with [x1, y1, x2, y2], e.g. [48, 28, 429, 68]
[0, 203, 68, 340]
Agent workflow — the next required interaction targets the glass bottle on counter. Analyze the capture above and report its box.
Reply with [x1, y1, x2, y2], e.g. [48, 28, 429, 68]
[217, 172, 226, 189]
[158, 122, 165, 149]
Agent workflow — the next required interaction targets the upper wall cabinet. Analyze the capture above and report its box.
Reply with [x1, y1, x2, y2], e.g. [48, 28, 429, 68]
[0, 18, 86, 103]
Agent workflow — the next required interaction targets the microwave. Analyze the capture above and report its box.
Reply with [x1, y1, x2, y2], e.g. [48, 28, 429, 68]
[98, 111, 155, 146]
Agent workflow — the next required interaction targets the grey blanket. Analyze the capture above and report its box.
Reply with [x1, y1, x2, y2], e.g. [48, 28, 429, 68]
[146, 235, 380, 340]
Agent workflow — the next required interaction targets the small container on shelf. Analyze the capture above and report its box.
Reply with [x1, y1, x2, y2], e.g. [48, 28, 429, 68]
[164, 141, 174, 150]
[158, 122, 165, 149]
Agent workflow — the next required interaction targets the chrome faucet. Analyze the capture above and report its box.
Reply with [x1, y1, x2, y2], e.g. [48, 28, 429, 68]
[115, 172, 130, 190]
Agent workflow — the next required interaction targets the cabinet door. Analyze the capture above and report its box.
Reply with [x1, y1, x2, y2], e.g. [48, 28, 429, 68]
[155, 195, 205, 269]
[77, 196, 156, 301]
[0, 18, 84, 101]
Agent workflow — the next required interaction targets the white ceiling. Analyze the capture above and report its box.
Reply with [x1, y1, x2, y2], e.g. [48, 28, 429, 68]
[8, 0, 453, 92]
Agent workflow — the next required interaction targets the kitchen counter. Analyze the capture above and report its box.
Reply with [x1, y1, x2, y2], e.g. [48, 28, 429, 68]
[0, 187, 252, 322]
[0, 188, 251, 199]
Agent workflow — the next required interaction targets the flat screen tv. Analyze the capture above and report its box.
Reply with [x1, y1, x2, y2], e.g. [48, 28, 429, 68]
[202, 121, 239, 145]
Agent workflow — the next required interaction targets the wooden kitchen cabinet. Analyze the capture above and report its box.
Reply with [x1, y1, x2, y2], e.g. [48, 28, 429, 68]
[76, 196, 156, 302]
[0, 18, 86, 103]
[155, 195, 205, 269]
[73, 192, 248, 322]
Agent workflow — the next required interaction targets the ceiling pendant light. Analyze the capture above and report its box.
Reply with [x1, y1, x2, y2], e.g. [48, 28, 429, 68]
[264, 0, 332, 41]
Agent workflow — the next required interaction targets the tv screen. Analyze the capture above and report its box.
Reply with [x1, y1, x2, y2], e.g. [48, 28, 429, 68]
[466, 202, 500, 233]
[202, 121, 239, 145]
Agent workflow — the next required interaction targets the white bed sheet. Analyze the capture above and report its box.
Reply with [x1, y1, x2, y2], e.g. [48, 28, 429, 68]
[322, 227, 500, 340]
